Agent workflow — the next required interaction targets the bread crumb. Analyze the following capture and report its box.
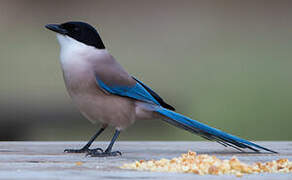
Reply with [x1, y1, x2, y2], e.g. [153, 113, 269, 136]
[121, 151, 292, 177]
[75, 161, 83, 166]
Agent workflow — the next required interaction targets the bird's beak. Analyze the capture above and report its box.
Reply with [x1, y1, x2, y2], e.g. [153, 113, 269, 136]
[45, 24, 67, 35]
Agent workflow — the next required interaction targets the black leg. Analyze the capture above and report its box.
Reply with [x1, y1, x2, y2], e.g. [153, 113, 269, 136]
[87, 129, 121, 157]
[64, 125, 107, 153]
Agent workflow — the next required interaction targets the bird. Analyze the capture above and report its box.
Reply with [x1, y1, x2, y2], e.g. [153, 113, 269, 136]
[45, 21, 276, 157]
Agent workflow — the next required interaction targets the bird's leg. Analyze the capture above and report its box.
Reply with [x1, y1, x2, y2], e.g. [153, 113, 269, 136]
[64, 124, 107, 153]
[87, 129, 121, 157]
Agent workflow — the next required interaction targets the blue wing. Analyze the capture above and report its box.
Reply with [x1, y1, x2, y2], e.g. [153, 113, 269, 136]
[96, 76, 160, 105]
[132, 77, 175, 111]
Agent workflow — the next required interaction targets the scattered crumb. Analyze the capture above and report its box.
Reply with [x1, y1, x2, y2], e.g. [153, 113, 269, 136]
[121, 151, 292, 177]
[75, 161, 83, 166]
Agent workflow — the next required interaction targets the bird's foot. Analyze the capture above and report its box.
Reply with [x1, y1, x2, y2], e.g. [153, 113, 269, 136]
[64, 147, 103, 153]
[86, 148, 122, 157]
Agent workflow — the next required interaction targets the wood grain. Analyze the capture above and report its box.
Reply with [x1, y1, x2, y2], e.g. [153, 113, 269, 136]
[0, 141, 291, 180]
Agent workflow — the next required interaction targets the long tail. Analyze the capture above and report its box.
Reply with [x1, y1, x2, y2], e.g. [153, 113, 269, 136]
[155, 107, 277, 153]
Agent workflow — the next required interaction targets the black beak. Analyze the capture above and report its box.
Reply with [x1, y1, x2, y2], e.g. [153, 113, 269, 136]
[45, 24, 67, 35]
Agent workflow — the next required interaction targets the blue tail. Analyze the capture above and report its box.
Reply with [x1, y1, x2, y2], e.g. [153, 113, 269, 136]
[156, 107, 277, 153]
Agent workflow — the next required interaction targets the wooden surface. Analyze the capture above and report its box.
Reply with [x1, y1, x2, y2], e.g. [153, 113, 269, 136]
[0, 141, 291, 180]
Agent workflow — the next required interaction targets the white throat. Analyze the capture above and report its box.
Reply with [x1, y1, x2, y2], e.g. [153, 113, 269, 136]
[56, 34, 107, 64]
[57, 34, 91, 56]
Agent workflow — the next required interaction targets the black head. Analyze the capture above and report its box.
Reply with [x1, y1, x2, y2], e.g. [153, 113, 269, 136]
[45, 21, 105, 49]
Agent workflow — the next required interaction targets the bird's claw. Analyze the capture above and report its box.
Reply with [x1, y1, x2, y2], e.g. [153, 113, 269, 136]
[88, 148, 104, 153]
[64, 147, 103, 153]
[86, 150, 122, 157]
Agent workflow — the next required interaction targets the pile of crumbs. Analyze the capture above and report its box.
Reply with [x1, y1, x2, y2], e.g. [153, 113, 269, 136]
[121, 151, 292, 177]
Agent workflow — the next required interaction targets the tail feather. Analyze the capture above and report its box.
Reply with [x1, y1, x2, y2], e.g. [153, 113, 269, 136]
[156, 107, 277, 153]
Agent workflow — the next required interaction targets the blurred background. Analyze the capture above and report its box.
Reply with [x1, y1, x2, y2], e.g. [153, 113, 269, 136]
[0, 0, 291, 141]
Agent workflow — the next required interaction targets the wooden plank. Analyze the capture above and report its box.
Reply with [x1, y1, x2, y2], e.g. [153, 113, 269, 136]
[0, 141, 291, 180]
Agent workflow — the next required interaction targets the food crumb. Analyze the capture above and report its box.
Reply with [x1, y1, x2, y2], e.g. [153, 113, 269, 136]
[121, 151, 292, 177]
[75, 161, 83, 166]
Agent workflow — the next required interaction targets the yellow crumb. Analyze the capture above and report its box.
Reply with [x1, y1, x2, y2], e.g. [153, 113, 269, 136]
[75, 161, 83, 166]
[121, 151, 292, 177]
